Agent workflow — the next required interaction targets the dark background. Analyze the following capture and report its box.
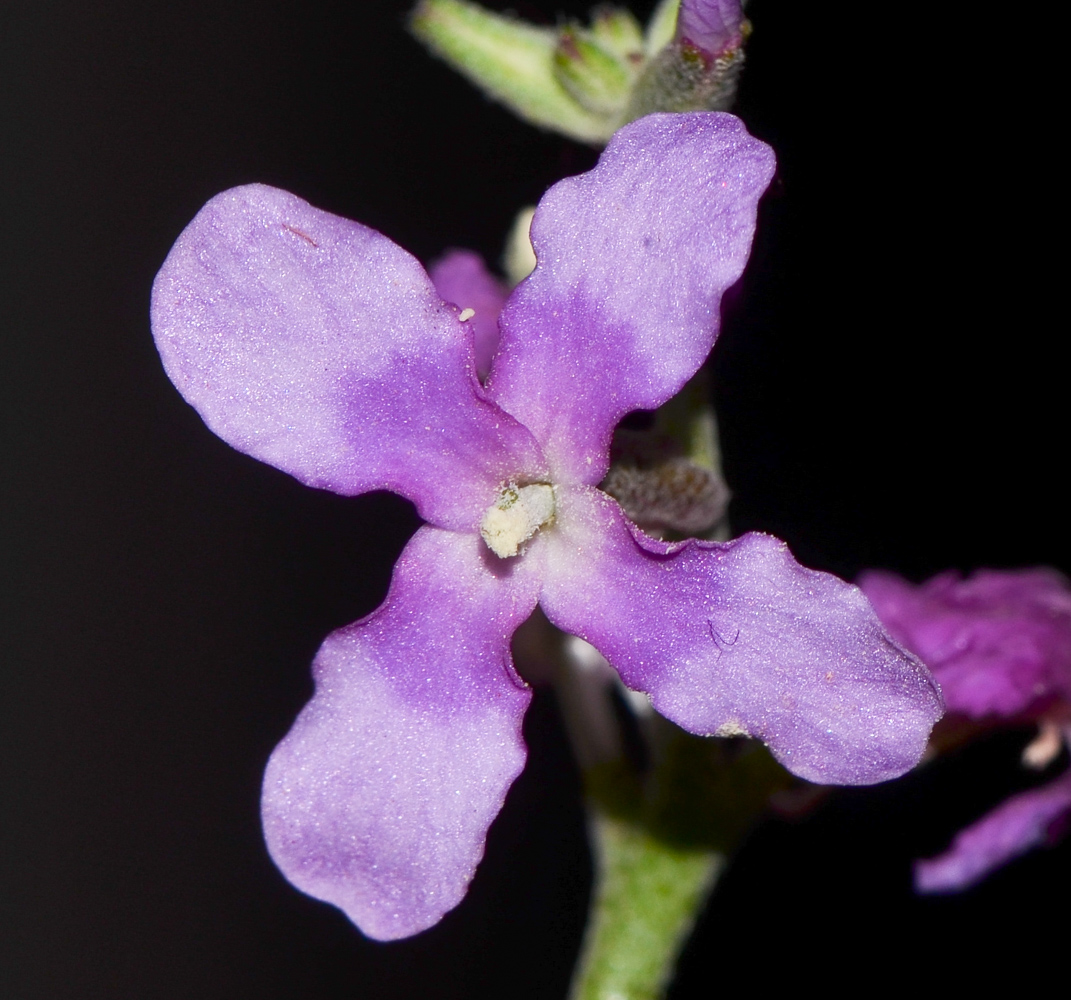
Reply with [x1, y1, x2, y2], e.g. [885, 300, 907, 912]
[2, 1, 1063, 996]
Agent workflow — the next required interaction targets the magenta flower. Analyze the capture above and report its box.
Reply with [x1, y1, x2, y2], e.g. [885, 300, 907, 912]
[860, 567, 1071, 891]
[152, 113, 941, 940]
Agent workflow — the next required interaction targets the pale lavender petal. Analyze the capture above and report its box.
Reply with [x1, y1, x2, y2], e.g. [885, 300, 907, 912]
[429, 249, 507, 380]
[540, 488, 943, 785]
[262, 526, 543, 940]
[678, 0, 746, 58]
[487, 113, 774, 485]
[152, 185, 546, 532]
[915, 770, 1071, 892]
[859, 568, 1071, 718]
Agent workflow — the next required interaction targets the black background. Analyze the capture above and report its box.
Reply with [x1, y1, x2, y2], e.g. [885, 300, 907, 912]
[2, 1, 1064, 996]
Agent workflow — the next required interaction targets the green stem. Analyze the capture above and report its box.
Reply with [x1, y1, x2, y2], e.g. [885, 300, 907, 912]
[569, 815, 723, 1000]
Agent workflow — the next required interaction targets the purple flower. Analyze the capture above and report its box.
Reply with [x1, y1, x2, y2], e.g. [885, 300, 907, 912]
[860, 568, 1071, 891]
[152, 112, 941, 940]
[860, 568, 1071, 719]
[678, 0, 747, 60]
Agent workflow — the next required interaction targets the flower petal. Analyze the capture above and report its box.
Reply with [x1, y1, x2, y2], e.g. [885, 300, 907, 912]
[152, 184, 546, 531]
[261, 526, 542, 940]
[915, 770, 1071, 892]
[540, 488, 943, 784]
[428, 249, 507, 380]
[859, 568, 1071, 718]
[486, 113, 774, 484]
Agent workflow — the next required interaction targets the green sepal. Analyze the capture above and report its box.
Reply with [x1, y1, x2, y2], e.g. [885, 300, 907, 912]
[590, 6, 646, 63]
[552, 24, 634, 117]
[644, 0, 680, 57]
[502, 205, 537, 287]
[409, 0, 616, 144]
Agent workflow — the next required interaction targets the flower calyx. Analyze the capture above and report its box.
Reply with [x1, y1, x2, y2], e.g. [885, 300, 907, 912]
[551, 13, 644, 120]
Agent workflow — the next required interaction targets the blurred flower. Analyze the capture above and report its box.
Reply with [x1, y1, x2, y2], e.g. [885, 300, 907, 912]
[861, 567, 1071, 891]
[152, 113, 941, 940]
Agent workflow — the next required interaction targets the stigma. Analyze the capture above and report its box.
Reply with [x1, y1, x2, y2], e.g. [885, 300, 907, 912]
[480, 483, 556, 558]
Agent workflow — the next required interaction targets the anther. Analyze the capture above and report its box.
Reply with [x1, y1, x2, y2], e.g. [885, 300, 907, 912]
[480, 483, 555, 558]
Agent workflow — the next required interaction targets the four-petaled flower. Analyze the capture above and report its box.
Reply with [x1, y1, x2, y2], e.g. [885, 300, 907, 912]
[152, 113, 942, 940]
[861, 567, 1071, 891]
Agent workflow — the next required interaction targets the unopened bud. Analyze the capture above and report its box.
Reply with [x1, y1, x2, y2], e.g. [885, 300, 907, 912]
[410, 0, 752, 146]
[626, 0, 750, 119]
[410, 0, 614, 144]
[677, 0, 748, 61]
[552, 24, 636, 117]
[590, 6, 645, 63]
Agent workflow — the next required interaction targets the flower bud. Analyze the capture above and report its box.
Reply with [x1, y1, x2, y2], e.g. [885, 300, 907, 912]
[677, 0, 747, 61]
[625, 0, 750, 118]
[410, 0, 616, 144]
[552, 23, 636, 117]
[590, 6, 646, 61]
[409, 0, 751, 145]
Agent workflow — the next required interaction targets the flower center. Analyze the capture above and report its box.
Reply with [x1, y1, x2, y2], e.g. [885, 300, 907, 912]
[480, 482, 556, 558]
